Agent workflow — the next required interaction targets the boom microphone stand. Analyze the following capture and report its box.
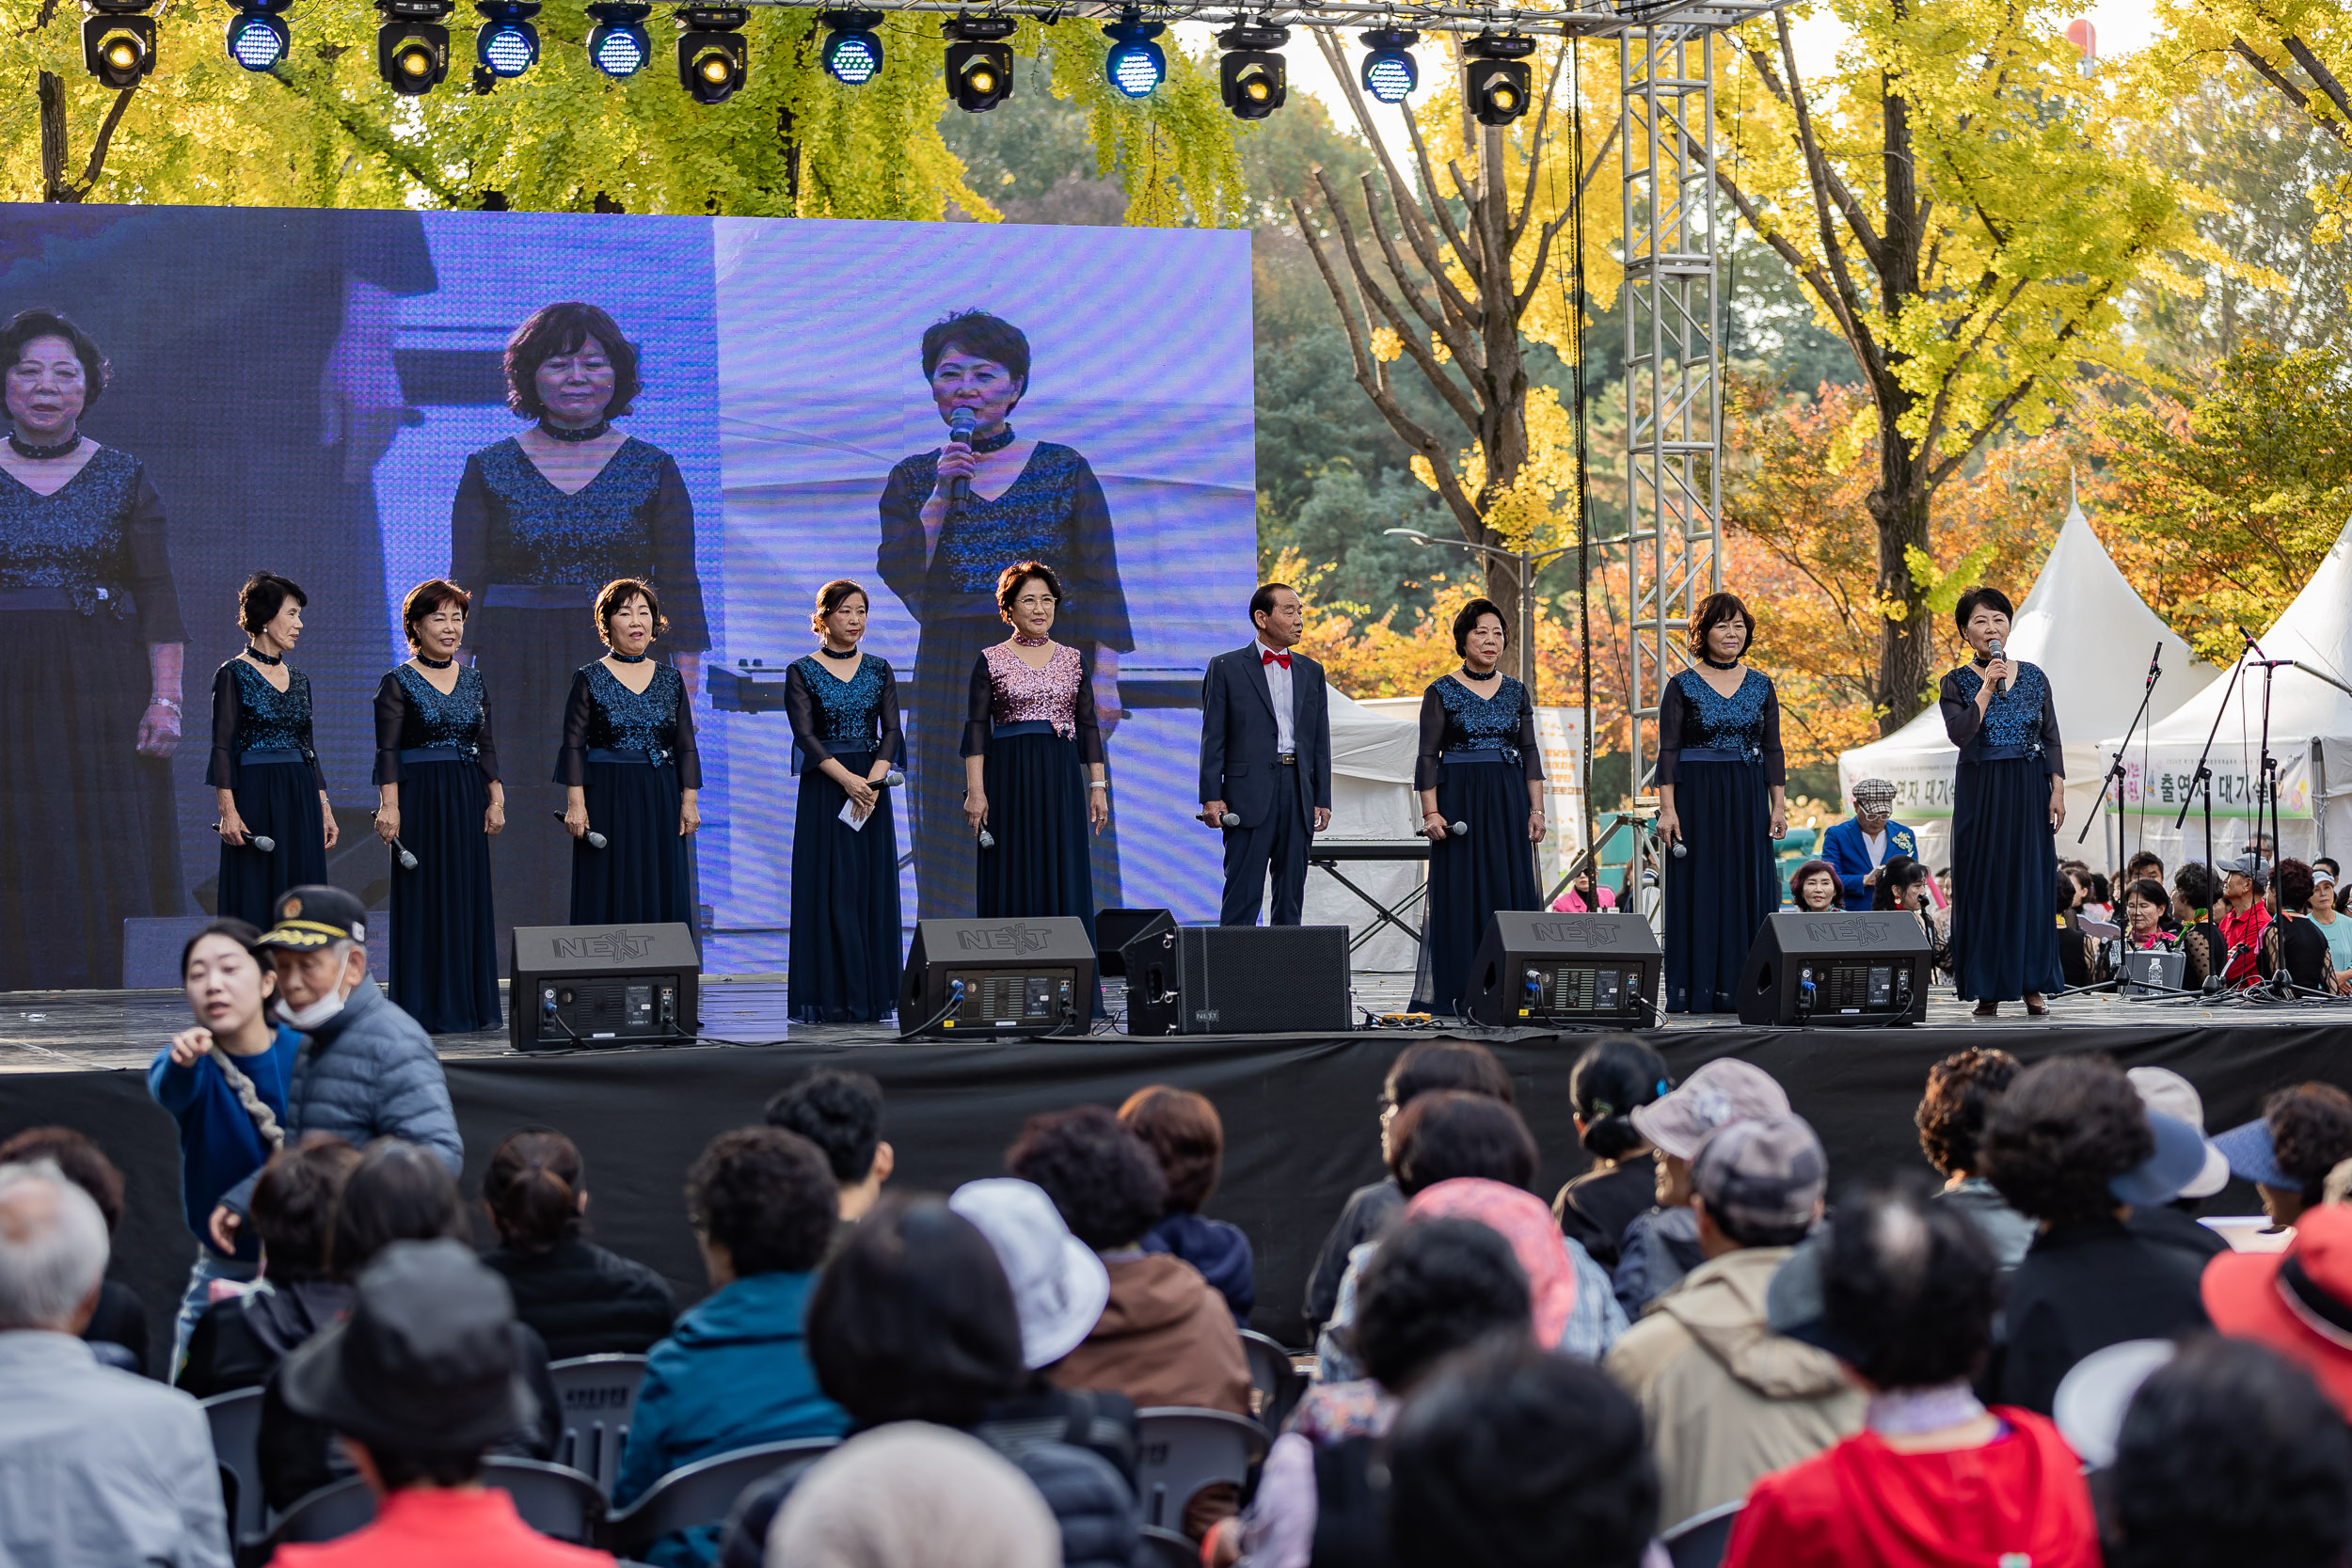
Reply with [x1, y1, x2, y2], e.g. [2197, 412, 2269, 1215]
[2241, 627, 2288, 876]
[2175, 649, 2250, 888]
[2081, 642, 2163, 847]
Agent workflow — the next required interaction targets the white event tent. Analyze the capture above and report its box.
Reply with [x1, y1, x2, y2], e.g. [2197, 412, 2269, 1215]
[2109, 516, 2352, 870]
[1302, 690, 1425, 971]
[1837, 493, 2217, 869]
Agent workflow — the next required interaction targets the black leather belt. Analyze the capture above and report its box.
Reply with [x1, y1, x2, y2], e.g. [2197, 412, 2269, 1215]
[1278, 754, 1297, 766]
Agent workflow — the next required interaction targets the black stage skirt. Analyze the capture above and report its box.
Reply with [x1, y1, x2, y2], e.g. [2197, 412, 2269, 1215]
[472, 602, 605, 935]
[1412, 754, 1542, 1017]
[1662, 755, 1776, 1014]
[387, 752, 501, 1034]
[788, 749, 903, 1024]
[1952, 752, 2063, 1002]
[0, 598, 183, 989]
[911, 614, 1122, 922]
[217, 757, 327, 930]
[571, 753, 693, 928]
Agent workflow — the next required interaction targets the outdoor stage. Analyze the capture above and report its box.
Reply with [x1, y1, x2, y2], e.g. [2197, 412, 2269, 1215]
[8, 976, 2350, 1373]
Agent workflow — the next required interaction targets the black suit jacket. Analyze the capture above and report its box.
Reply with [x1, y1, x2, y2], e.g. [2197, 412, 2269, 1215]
[1199, 644, 1332, 830]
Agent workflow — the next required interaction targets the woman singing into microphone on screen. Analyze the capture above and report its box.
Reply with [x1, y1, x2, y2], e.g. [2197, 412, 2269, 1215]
[1657, 593, 1786, 1013]
[1942, 585, 2063, 1017]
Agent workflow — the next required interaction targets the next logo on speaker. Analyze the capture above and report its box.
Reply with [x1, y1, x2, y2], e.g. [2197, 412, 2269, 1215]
[957, 923, 1053, 955]
[1798, 918, 1898, 947]
[551, 927, 658, 962]
[1528, 920, 1622, 949]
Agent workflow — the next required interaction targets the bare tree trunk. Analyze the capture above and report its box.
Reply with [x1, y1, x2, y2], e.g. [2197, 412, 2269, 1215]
[38, 73, 75, 202]
[1868, 466, 1932, 734]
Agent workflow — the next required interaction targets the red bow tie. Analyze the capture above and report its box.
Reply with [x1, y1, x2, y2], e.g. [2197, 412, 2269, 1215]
[1262, 649, 1291, 669]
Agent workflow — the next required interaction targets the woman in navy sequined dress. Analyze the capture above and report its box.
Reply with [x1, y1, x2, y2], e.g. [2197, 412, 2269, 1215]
[784, 580, 904, 1023]
[1940, 586, 2065, 1015]
[452, 304, 707, 934]
[877, 310, 1132, 924]
[0, 311, 186, 989]
[1657, 594, 1788, 1013]
[557, 578, 700, 929]
[209, 572, 335, 928]
[373, 579, 505, 1034]
[1409, 598, 1546, 1016]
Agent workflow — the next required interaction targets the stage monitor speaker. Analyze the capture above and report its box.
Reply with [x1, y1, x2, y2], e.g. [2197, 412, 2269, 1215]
[1120, 924, 1352, 1037]
[1737, 911, 1931, 1027]
[1093, 908, 1174, 978]
[510, 923, 700, 1052]
[1465, 911, 1661, 1026]
[900, 917, 1096, 1039]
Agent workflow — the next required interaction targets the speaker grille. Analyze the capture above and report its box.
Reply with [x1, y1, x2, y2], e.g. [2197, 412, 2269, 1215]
[1181, 926, 1350, 1033]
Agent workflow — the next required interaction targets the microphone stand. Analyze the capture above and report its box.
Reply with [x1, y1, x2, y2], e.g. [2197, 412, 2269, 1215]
[2175, 646, 2250, 886]
[2081, 642, 2163, 847]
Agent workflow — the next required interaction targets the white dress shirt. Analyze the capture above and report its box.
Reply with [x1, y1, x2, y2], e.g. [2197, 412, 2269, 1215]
[1863, 827, 1888, 866]
[1258, 640, 1296, 754]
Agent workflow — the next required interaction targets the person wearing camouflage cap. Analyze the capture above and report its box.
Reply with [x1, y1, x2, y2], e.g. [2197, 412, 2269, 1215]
[1821, 777, 1915, 912]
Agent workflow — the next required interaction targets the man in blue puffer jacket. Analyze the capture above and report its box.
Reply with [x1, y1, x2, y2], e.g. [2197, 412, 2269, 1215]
[205, 886, 461, 1255]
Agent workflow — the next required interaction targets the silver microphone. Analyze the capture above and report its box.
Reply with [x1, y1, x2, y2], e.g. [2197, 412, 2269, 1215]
[392, 840, 419, 872]
[1449, 820, 1470, 837]
[215, 822, 275, 853]
[1671, 839, 1689, 859]
[978, 828, 996, 849]
[1988, 634, 2008, 696]
[1220, 812, 1241, 828]
[550, 809, 606, 849]
[882, 769, 907, 789]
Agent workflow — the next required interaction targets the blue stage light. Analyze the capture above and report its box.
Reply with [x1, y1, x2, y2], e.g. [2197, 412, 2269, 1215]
[1103, 11, 1164, 98]
[820, 9, 883, 84]
[225, 6, 289, 68]
[586, 1, 649, 75]
[474, 0, 537, 75]
[1359, 27, 1418, 104]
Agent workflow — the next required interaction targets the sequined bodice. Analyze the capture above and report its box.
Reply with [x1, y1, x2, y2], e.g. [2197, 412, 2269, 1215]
[1673, 669, 1772, 756]
[0, 446, 141, 613]
[581, 662, 686, 757]
[475, 437, 667, 583]
[903, 443, 1091, 597]
[985, 642, 1084, 736]
[1434, 673, 1531, 752]
[1951, 662, 2051, 751]
[230, 660, 314, 756]
[794, 654, 891, 753]
[391, 664, 486, 753]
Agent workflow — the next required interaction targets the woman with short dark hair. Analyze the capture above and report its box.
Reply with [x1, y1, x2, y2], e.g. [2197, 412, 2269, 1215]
[450, 302, 707, 933]
[556, 576, 700, 927]
[372, 578, 503, 1033]
[1119, 1085, 1254, 1322]
[1940, 585, 2065, 1015]
[210, 570, 334, 927]
[2261, 858, 2344, 994]
[479, 1127, 675, 1359]
[878, 309, 1133, 924]
[178, 1136, 360, 1398]
[1408, 595, 1546, 1015]
[1657, 591, 1787, 1012]
[1790, 857, 1839, 912]
[0, 308, 186, 989]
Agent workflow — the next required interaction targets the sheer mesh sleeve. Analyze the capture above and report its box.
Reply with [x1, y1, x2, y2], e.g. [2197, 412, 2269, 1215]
[372, 673, 407, 786]
[2039, 673, 2064, 776]
[1760, 680, 1787, 787]
[205, 663, 241, 789]
[876, 660, 904, 768]
[124, 464, 185, 645]
[647, 455, 709, 653]
[1074, 661, 1105, 767]
[473, 676, 501, 784]
[961, 654, 993, 759]
[1412, 686, 1445, 792]
[671, 675, 702, 790]
[783, 662, 830, 768]
[1518, 689, 1544, 782]
[1655, 678, 1687, 787]
[553, 670, 594, 786]
[1940, 669, 1982, 751]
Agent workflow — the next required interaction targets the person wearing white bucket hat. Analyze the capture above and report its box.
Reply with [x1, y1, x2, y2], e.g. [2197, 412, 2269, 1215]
[949, 1178, 1110, 1371]
[2124, 1067, 2233, 1264]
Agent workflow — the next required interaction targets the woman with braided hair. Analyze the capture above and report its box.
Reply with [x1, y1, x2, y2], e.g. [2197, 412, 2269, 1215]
[147, 917, 300, 1374]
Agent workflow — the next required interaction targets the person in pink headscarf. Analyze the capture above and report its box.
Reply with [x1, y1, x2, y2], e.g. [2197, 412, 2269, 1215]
[1404, 1178, 1579, 1350]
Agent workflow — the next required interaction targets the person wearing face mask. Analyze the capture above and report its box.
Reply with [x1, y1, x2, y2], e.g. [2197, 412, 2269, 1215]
[147, 918, 301, 1372]
[202, 885, 461, 1263]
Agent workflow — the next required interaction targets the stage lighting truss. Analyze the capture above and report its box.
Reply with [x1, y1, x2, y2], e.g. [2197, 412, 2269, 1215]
[585, 0, 651, 73]
[83, 0, 156, 87]
[820, 8, 884, 82]
[1216, 18, 1286, 119]
[223, 0, 292, 70]
[1102, 8, 1164, 97]
[475, 0, 539, 75]
[1463, 28, 1534, 124]
[943, 12, 1015, 111]
[376, 0, 453, 91]
[1358, 25, 1417, 103]
[677, 3, 748, 102]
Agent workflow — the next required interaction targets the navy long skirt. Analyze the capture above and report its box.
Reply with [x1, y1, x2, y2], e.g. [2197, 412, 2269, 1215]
[472, 603, 603, 934]
[217, 760, 328, 929]
[977, 731, 1096, 935]
[1662, 758, 1775, 1013]
[788, 749, 904, 1023]
[388, 758, 501, 1034]
[1952, 754, 2063, 1002]
[1412, 757, 1542, 1016]
[570, 759, 694, 927]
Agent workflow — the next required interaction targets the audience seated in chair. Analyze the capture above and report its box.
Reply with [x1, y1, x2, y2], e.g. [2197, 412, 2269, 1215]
[1614, 1058, 1792, 1320]
[180, 1136, 361, 1399]
[1724, 1172, 2099, 1568]
[2212, 1081, 2352, 1232]
[480, 1129, 675, 1360]
[613, 1127, 849, 1568]
[267, 1237, 613, 1568]
[2122, 1068, 2233, 1265]
[0, 1126, 152, 1377]
[765, 1069, 894, 1262]
[1914, 1047, 2036, 1268]
[1120, 1085, 1256, 1323]
[0, 1159, 229, 1568]
[762, 1421, 1058, 1568]
[1553, 1036, 1672, 1273]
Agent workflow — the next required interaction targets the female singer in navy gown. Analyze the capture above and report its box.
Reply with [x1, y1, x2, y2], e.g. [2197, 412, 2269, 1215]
[1409, 599, 1546, 1017]
[1941, 585, 2064, 1017]
[1657, 593, 1787, 1013]
[784, 579, 904, 1023]
[373, 579, 504, 1034]
[558, 578, 699, 927]
[451, 303, 707, 934]
[961, 562, 1107, 944]
[209, 573, 335, 928]
[0, 310, 186, 990]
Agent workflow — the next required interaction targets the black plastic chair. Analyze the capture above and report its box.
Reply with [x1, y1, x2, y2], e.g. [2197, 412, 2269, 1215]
[605, 1437, 840, 1560]
[1134, 1407, 1270, 1532]
[547, 1353, 650, 1497]
[265, 1475, 377, 1548]
[1660, 1499, 1744, 1568]
[199, 1386, 268, 1550]
[483, 1456, 607, 1544]
[1137, 1523, 1199, 1568]
[1239, 1329, 1305, 1432]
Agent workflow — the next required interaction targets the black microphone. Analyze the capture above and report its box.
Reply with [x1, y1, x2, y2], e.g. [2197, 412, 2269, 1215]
[550, 809, 606, 849]
[943, 407, 977, 511]
[1988, 634, 2008, 696]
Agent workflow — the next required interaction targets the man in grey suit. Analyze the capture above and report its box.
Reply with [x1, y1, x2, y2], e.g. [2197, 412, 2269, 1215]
[1199, 583, 1333, 926]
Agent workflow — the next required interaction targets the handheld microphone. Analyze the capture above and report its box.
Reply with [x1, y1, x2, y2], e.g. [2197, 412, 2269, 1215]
[977, 827, 996, 849]
[944, 407, 977, 510]
[882, 769, 907, 789]
[1449, 820, 1470, 838]
[392, 840, 419, 872]
[1220, 812, 1241, 828]
[215, 822, 275, 853]
[550, 809, 606, 849]
[1987, 634, 2008, 696]
[1671, 840, 1689, 859]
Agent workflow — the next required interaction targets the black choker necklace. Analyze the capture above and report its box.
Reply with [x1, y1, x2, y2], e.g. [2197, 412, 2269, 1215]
[608, 650, 647, 664]
[1702, 655, 1741, 671]
[415, 653, 453, 670]
[961, 424, 1017, 454]
[818, 645, 858, 660]
[1461, 664, 1499, 680]
[538, 419, 611, 444]
[8, 432, 80, 461]
[246, 645, 283, 666]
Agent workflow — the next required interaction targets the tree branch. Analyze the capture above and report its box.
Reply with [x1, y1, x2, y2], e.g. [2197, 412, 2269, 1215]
[1506, 48, 1569, 253]
[1352, 168, 1486, 379]
[2232, 38, 2352, 146]
[2283, 34, 2352, 123]
[74, 84, 139, 197]
[1311, 169, 1486, 436]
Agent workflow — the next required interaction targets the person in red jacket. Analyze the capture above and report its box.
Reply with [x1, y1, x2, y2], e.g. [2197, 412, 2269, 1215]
[1724, 1173, 2099, 1568]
